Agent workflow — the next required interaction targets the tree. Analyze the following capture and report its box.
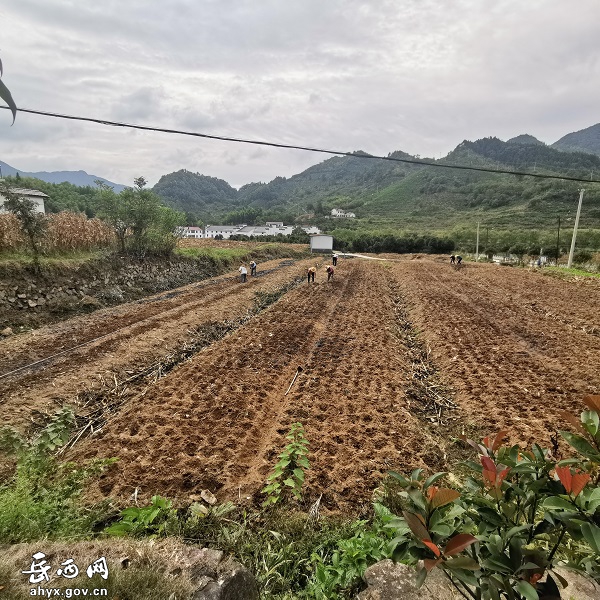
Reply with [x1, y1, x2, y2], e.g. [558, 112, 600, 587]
[120, 177, 162, 256]
[96, 181, 127, 253]
[509, 244, 528, 265]
[96, 177, 184, 256]
[0, 183, 46, 266]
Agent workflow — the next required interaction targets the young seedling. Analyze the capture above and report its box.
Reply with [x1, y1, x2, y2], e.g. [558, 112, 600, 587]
[262, 422, 310, 507]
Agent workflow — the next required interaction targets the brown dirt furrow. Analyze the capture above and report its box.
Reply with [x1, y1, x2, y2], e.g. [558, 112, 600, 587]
[392, 259, 600, 445]
[0, 258, 314, 431]
[73, 261, 442, 513]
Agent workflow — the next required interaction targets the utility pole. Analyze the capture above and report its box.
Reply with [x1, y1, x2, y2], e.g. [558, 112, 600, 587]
[567, 189, 585, 268]
[555, 217, 560, 266]
[475, 222, 480, 261]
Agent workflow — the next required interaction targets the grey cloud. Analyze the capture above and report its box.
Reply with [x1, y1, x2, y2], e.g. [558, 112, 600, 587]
[1, 0, 600, 188]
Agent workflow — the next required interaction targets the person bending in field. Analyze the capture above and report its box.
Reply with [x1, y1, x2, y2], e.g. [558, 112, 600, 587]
[250, 260, 257, 276]
[450, 254, 456, 264]
[307, 266, 316, 283]
[326, 265, 334, 281]
[332, 253, 338, 266]
[456, 255, 462, 265]
[239, 264, 247, 283]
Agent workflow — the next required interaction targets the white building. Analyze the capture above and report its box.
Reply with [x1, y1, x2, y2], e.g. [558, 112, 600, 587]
[310, 234, 334, 253]
[0, 187, 48, 214]
[205, 225, 247, 239]
[180, 226, 204, 238]
[203, 222, 321, 239]
[331, 208, 356, 218]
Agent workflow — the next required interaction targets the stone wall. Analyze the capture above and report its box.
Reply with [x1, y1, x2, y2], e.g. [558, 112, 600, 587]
[0, 255, 224, 330]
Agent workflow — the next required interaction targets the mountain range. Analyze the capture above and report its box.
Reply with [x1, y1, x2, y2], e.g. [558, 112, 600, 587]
[0, 160, 126, 192]
[2, 122, 600, 232]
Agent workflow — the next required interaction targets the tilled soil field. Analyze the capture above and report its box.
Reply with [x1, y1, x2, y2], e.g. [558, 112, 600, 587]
[1, 255, 599, 514]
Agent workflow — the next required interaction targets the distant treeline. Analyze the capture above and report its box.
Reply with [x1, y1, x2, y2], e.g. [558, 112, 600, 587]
[334, 233, 454, 254]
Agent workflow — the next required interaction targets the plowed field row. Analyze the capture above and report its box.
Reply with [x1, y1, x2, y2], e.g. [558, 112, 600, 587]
[76, 261, 443, 512]
[391, 260, 600, 445]
[2, 255, 598, 515]
[0, 258, 315, 430]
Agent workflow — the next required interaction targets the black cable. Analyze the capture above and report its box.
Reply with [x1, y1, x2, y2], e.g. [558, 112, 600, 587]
[2, 105, 600, 184]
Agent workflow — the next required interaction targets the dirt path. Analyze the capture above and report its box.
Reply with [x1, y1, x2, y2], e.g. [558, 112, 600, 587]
[0, 257, 315, 431]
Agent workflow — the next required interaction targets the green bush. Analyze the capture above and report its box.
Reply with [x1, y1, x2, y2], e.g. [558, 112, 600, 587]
[382, 396, 600, 599]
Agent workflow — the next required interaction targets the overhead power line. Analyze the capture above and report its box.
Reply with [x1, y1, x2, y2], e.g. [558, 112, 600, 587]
[2, 105, 600, 184]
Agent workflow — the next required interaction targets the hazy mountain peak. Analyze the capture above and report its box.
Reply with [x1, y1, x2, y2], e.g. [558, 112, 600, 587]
[507, 134, 545, 146]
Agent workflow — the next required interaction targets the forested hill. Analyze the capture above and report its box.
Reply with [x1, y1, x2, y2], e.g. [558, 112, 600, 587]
[152, 169, 238, 220]
[235, 150, 418, 209]
[447, 137, 600, 178]
[150, 137, 600, 230]
[552, 123, 600, 156]
[506, 134, 545, 146]
[8, 135, 598, 232]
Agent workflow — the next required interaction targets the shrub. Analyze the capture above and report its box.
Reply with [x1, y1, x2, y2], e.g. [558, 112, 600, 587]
[383, 396, 600, 599]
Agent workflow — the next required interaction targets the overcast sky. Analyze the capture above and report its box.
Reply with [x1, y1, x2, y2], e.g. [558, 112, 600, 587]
[1, 0, 599, 188]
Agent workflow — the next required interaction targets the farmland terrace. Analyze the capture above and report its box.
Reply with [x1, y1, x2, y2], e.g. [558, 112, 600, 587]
[1, 256, 599, 514]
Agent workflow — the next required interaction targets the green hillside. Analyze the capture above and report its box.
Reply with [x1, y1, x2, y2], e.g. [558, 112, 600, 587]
[152, 169, 239, 221]
[552, 123, 600, 156]
[146, 137, 600, 239]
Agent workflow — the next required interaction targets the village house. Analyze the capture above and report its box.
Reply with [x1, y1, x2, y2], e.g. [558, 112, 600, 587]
[0, 186, 48, 214]
[330, 208, 356, 218]
[194, 222, 322, 239]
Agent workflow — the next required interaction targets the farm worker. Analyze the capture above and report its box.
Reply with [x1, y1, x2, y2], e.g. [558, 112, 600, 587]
[326, 265, 334, 281]
[307, 266, 316, 283]
[450, 254, 456, 264]
[456, 255, 463, 265]
[239, 265, 247, 283]
[332, 253, 338, 266]
[250, 260, 257, 276]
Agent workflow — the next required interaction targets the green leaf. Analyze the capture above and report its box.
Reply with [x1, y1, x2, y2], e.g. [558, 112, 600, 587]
[505, 524, 531, 540]
[560, 431, 600, 461]
[515, 580, 539, 600]
[543, 496, 575, 511]
[580, 522, 600, 554]
[407, 488, 427, 511]
[411, 468, 424, 481]
[481, 555, 513, 574]
[0, 78, 17, 124]
[444, 556, 480, 570]
[283, 477, 296, 488]
[293, 468, 305, 483]
[415, 566, 427, 589]
[424, 472, 447, 488]
[478, 506, 505, 527]
[388, 470, 410, 485]
[582, 410, 599, 436]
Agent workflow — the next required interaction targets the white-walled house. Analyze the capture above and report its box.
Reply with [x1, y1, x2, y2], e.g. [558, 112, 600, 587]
[330, 208, 356, 218]
[179, 226, 204, 238]
[0, 187, 48, 214]
[202, 223, 321, 238]
[205, 225, 247, 239]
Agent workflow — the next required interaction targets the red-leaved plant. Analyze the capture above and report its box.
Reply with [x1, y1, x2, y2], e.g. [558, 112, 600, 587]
[385, 396, 600, 600]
